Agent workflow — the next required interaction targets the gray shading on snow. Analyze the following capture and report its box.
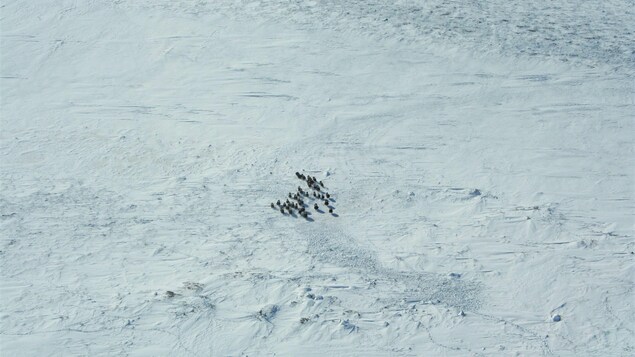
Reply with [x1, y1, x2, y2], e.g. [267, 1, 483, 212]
[298, 224, 482, 311]
[2, 0, 633, 354]
[197, 0, 635, 69]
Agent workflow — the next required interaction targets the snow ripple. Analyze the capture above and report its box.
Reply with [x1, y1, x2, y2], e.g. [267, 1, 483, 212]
[159, 0, 635, 69]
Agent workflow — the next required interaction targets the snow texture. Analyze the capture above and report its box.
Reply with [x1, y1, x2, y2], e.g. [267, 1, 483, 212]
[1, 0, 634, 356]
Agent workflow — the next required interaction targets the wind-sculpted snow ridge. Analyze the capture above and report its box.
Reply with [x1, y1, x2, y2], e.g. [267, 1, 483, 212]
[299, 224, 482, 311]
[147, 0, 635, 70]
[2, 0, 633, 354]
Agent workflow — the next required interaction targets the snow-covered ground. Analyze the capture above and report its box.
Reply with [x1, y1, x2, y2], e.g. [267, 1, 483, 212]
[1, 1, 633, 355]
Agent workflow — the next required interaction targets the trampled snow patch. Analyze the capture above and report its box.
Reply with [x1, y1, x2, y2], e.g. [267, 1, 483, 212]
[299, 224, 481, 311]
[1, 0, 633, 355]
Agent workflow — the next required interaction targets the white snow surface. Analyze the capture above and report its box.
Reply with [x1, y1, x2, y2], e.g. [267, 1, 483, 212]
[1, 1, 634, 356]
